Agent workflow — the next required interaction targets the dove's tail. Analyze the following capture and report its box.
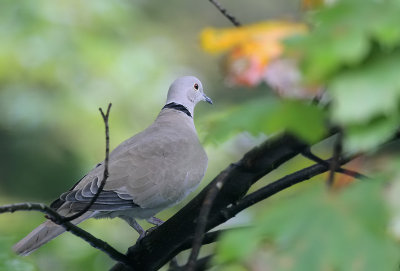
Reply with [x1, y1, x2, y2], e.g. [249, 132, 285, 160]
[13, 209, 93, 256]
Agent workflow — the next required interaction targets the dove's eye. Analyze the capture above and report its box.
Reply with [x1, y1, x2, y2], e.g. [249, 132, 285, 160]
[194, 83, 199, 90]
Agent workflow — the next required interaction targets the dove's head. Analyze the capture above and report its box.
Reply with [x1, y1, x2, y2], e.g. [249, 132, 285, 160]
[166, 76, 213, 114]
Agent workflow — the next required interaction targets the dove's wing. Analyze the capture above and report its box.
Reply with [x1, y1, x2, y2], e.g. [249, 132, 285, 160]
[57, 110, 208, 212]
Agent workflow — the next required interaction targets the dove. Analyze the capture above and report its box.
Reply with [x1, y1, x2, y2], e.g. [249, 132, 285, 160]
[13, 76, 212, 256]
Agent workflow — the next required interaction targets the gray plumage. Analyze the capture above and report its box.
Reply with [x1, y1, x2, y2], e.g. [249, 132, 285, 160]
[13, 76, 211, 255]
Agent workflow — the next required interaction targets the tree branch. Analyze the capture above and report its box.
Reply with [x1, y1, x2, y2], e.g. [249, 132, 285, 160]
[226, 156, 352, 217]
[208, 0, 241, 27]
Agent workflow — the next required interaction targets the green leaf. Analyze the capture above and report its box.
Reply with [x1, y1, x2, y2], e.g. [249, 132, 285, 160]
[344, 114, 400, 153]
[329, 52, 400, 125]
[204, 97, 280, 143]
[216, 180, 400, 271]
[266, 100, 326, 143]
[205, 97, 326, 144]
[287, 0, 400, 82]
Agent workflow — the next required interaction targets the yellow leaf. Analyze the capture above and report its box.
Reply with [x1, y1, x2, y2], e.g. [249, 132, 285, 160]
[200, 21, 307, 54]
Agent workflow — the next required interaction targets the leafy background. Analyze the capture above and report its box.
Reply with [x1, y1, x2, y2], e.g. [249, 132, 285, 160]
[1, 0, 400, 270]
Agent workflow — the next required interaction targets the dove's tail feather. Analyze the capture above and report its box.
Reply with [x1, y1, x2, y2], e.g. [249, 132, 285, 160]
[13, 210, 93, 256]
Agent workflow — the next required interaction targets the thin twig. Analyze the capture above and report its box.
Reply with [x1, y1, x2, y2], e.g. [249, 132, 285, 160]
[225, 157, 352, 216]
[327, 133, 343, 187]
[0, 203, 130, 265]
[62, 103, 112, 222]
[209, 0, 241, 27]
[301, 148, 368, 180]
[184, 170, 229, 271]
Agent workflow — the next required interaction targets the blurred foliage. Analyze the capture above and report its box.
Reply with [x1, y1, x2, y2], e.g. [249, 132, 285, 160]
[287, 0, 400, 152]
[204, 0, 400, 153]
[206, 96, 325, 143]
[0, 238, 35, 271]
[216, 178, 400, 271]
[202, 0, 400, 270]
[200, 19, 327, 144]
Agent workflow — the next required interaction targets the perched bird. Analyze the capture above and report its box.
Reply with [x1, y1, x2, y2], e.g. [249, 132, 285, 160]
[13, 76, 212, 256]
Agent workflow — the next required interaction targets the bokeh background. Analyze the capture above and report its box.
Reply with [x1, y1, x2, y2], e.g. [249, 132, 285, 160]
[4, 1, 400, 270]
[0, 1, 302, 270]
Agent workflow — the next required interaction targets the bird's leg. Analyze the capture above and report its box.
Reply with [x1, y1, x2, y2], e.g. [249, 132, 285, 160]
[146, 216, 164, 226]
[119, 215, 146, 241]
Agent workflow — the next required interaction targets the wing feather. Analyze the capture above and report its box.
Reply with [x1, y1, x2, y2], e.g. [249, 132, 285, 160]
[53, 111, 208, 213]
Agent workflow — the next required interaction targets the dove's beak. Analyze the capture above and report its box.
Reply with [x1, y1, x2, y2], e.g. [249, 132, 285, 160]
[203, 93, 213, 104]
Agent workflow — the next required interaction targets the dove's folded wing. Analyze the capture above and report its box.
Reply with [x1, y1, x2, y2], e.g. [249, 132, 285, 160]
[56, 119, 207, 212]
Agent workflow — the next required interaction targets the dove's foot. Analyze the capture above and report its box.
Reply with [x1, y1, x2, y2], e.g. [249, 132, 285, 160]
[142, 216, 164, 237]
[146, 216, 164, 226]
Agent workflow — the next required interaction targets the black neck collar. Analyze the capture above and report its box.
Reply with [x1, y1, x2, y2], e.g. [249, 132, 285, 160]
[162, 102, 192, 118]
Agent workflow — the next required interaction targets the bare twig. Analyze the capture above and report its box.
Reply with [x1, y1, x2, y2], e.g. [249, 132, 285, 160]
[62, 103, 112, 222]
[327, 133, 343, 187]
[184, 170, 230, 271]
[301, 148, 368, 180]
[225, 157, 352, 216]
[0, 203, 130, 265]
[209, 0, 241, 27]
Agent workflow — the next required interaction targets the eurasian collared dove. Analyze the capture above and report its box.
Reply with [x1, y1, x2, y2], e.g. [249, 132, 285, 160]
[13, 76, 212, 256]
